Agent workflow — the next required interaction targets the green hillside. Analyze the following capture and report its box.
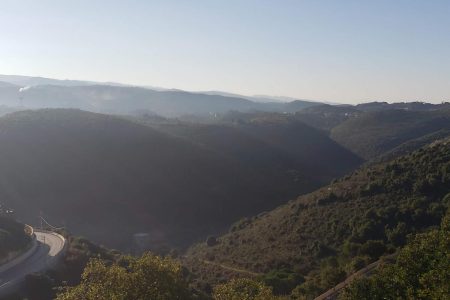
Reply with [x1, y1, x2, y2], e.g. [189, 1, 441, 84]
[185, 138, 450, 298]
[372, 128, 450, 164]
[341, 208, 450, 299]
[331, 109, 450, 159]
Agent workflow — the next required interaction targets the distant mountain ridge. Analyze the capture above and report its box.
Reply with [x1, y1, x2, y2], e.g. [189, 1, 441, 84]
[356, 101, 450, 112]
[0, 74, 126, 88]
[0, 81, 19, 88]
[0, 75, 321, 117]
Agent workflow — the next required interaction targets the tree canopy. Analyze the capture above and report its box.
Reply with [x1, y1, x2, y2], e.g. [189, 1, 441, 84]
[340, 209, 450, 299]
[56, 253, 192, 300]
[213, 278, 281, 300]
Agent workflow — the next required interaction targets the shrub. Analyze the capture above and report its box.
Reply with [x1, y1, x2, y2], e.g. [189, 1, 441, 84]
[206, 236, 218, 247]
[359, 240, 387, 260]
[260, 268, 304, 295]
[385, 222, 407, 246]
[57, 253, 192, 300]
[341, 211, 450, 299]
[213, 278, 279, 300]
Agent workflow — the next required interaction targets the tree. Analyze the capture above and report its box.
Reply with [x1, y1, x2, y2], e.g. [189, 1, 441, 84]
[206, 236, 218, 247]
[213, 278, 281, 300]
[358, 240, 386, 260]
[340, 211, 450, 299]
[319, 260, 346, 288]
[385, 222, 407, 246]
[24, 273, 56, 300]
[57, 253, 192, 300]
[260, 268, 304, 295]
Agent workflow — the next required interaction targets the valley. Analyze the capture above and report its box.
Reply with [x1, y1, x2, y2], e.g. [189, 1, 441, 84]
[0, 76, 448, 300]
[2, 2, 450, 298]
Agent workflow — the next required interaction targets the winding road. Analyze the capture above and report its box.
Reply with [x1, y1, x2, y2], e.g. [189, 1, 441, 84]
[0, 229, 66, 297]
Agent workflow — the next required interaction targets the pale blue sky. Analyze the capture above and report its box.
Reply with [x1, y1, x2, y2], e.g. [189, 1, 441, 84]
[1, 0, 449, 103]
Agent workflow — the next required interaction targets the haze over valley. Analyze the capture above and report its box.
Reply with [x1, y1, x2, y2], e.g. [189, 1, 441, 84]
[0, 73, 449, 299]
[1, 1, 449, 299]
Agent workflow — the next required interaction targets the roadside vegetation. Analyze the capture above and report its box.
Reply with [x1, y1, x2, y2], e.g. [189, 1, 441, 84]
[0, 216, 31, 264]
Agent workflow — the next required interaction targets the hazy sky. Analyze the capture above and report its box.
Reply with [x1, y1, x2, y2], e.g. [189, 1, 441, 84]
[1, 1, 449, 104]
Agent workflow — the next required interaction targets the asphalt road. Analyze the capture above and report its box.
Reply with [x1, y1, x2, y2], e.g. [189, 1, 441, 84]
[0, 230, 65, 297]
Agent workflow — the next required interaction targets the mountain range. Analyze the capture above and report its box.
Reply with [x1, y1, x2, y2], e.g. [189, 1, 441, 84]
[0, 75, 320, 117]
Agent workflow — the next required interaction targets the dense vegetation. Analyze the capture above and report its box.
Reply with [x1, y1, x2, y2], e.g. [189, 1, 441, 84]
[56, 254, 193, 300]
[372, 128, 450, 164]
[185, 138, 450, 298]
[331, 109, 450, 159]
[341, 208, 450, 299]
[54, 251, 287, 300]
[213, 278, 280, 300]
[0, 216, 30, 263]
[34, 199, 450, 300]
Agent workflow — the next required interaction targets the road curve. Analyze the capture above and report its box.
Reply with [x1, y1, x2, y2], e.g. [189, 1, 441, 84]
[0, 230, 66, 297]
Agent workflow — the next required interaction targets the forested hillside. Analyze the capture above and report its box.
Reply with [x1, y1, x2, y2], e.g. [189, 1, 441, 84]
[331, 109, 450, 159]
[372, 128, 450, 164]
[152, 117, 362, 183]
[0, 109, 360, 251]
[341, 208, 450, 299]
[185, 138, 450, 298]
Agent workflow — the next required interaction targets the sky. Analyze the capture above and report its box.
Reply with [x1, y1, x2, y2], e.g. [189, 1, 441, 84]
[1, 0, 449, 104]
